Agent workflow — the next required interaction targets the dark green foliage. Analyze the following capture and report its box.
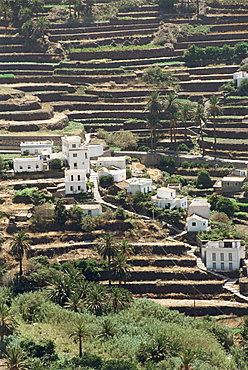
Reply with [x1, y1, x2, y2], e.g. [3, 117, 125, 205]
[196, 170, 212, 188]
[216, 198, 237, 218]
[102, 359, 138, 370]
[159, 156, 175, 169]
[142, 66, 178, 87]
[73, 259, 100, 281]
[176, 143, 189, 151]
[15, 291, 49, 323]
[137, 146, 150, 152]
[20, 337, 57, 361]
[99, 175, 114, 188]
[157, 0, 177, 11]
[184, 42, 248, 66]
[114, 207, 127, 220]
[54, 199, 68, 227]
[81, 215, 96, 232]
[126, 168, 132, 178]
[50, 158, 62, 170]
[14, 187, 52, 205]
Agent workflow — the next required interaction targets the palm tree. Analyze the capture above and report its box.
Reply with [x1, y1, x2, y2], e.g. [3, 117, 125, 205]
[97, 233, 118, 285]
[3, 345, 27, 370]
[0, 302, 15, 341]
[10, 230, 30, 276]
[207, 95, 223, 156]
[145, 91, 163, 150]
[86, 284, 106, 316]
[109, 286, 132, 313]
[163, 93, 181, 143]
[111, 253, 132, 286]
[70, 321, 88, 358]
[47, 271, 75, 306]
[192, 103, 207, 156]
[119, 240, 133, 258]
[180, 101, 194, 140]
[65, 292, 83, 312]
[180, 349, 197, 370]
[96, 318, 115, 340]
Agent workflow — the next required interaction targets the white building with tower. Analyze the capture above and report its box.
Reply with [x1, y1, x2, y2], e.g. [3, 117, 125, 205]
[151, 187, 187, 210]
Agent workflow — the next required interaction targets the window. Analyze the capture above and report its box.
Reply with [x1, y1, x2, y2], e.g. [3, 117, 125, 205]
[78, 175, 80, 181]
[212, 262, 216, 269]
[72, 144, 76, 148]
[220, 253, 224, 261]
[203, 222, 205, 226]
[85, 153, 87, 159]
[229, 263, 233, 271]
[78, 186, 81, 191]
[74, 163, 77, 169]
[28, 166, 31, 169]
[71, 175, 73, 181]
[88, 210, 92, 215]
[70, 186, 73, 191]
[36, 165, 39, 169]
[228, 253, 232, 261]
[19, 166, 23, 170]
[192, 222, 196, 227]
[221, 262, 224, 270]
[73, 153, 77, 158]
[212, 253, 216, 261]
[35, 149, 38, 154]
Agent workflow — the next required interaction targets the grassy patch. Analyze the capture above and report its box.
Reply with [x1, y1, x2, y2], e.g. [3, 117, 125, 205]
[204, 137, 248, 144]
[70, 43, 163, 53]
[0, 74, 14, 78]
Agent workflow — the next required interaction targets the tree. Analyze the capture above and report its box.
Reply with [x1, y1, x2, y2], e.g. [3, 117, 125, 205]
[207, 95, 222, 156]
[109, 286, 132, 313]
[81, 215, 96, 232]
[145, 91, 163, 150]
[119, 240, 133, 257]
[49, 158, 62, 171]
[215, 198, 237, 218]
[163, 93, 181, 143]
[99, 174, 114, 188]
[97, 233, 118, 285]
[180, 101, 194, 140]
[69, 205, 84, 226]
[196, 170, 212, 189]
[34, 17, 50, 40]
[54, 199, 68, 228]
[70, 321, 88, 358]
[0, 302, 15, 341]
[96, 318, 115, 340]
[31, 203, 54, 231]
[192, 103, 207, 156]
[111, 253, 132, 285]
[10, 230, 30, 276]
[180, 349, 196, 370]
[3, 345, 27, 370]
[86, 283, 107, 315]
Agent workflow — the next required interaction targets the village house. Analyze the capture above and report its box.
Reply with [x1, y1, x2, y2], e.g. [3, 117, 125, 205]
[64, 169, 87, 195]
[201, 239, 245, 271]
[65, 203, 102, 216]
[122, 177, 152, 194]
[96, 156, 126, 170]
[20, 140, 54, 156]
[151, 187, 187, 210]
[98, 167, 126, 183]
[187, 214, 209, 232]
[62, 135, 90, 173]
[188, 198, 211, 219]
[233, 71, 248, 88]
[221, 176, 246, 194]
[13, 156, 48, 173]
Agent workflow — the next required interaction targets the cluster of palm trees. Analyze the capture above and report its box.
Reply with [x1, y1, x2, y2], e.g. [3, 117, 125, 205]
[145, 91, 223, 156]
[97, 233, 133, 286]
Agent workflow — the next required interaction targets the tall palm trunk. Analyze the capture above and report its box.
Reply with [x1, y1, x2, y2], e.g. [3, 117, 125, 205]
[108, 255, 111, 286]
[200, 121, 205, 156]
[170, 121, 173, 143]
[214, 116, 217, 156]
[79, 336, 82, 358]
[19, 257, 23, 276]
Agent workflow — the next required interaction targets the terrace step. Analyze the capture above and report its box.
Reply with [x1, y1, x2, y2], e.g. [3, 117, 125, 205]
[0, 70, 54, 76]
[2, 83, 76, 93]
[68, 110, 146, 120]
[51, 101, 145, 112]
[118, 11, 160, 18]
[47, 22, 160, 35]
[0, 62, 57, 71]
[0, 53, 61, 63]
[178, 31, 248, 43]
[50, 27, 157, 42]
[175, 38, 248, 50]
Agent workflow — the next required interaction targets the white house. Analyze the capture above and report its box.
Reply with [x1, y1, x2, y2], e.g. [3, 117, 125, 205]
[187, 214, 208, 232]
[20, 140, 53, 155]
[64, 169, 87, 195]
[96, 156, 126, 170]
[201, 239, 245, 271]
[233, 71, 248, 88]
[98, 167, 126, 183]
[62, 135, 90, 173]
[13, 156, 47, 173]
[65, 203, 102, 217]
[151, 187, 187, 210]
[123, 177, 152, 194]
[188, 199, 211, 220]
[222, 176, 246, 193]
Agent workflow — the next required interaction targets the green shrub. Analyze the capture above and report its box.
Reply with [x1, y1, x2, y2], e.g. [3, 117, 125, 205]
[159, 156, 175, 168]
[73, 259, 100, 281]
[137, 145, 150, 152]
[181, 161, 190, 168]
[99, 174, 114, 188]
[102, 359, 138, 370]
[196, 170, 212, 188]
[20, 337, 57, 361]
[176, 143, 189, 151]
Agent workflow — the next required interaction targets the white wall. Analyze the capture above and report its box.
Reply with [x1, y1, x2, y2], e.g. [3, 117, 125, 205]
[97, 156, 126, 170]
[189, 200, 210, 219]
[187, 217, 208, 232]
[86, 144, 103, 158]
[13, 157, 44, 173]
[124, 178, 152, 194]
[20, 141, 53, 155]
[65, 169, 87, 195]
